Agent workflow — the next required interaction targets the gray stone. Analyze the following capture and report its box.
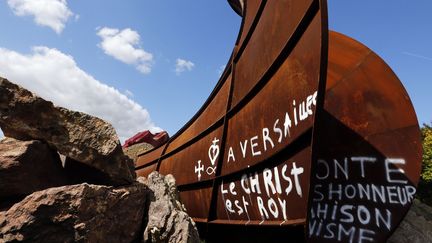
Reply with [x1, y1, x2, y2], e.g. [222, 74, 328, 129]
[388, 199, 432, 243]
[0, 137, 67, 202]
[141, 172, 200, 243]
[0, 77, 135, 185]
[0, 182, 148, 242]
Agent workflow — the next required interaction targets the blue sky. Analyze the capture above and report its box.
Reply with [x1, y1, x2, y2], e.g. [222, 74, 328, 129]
[0, 0, 430, 142]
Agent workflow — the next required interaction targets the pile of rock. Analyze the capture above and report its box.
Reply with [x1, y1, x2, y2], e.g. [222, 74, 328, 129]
[0, 77, 199, 243]
[123, 142, 155, 163]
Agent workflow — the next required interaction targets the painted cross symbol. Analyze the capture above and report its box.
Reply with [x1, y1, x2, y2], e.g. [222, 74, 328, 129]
[194, 160, 204, 180]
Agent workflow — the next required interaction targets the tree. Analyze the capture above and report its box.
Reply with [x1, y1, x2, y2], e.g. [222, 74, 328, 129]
[417, 122, 432, 206]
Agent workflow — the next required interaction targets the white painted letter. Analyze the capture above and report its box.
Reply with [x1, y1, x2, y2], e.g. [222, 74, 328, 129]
[351, 157, 376, 178]
[316, 159, 329, 180]
[333, 158, 349, 180]
[229, 182, 237, 195]
[241, 174, 250, 194]
[249, 173, 261, 194]
[250, 136, 262, 157]
[240, 140, 248, 158]
[262, 128, 275, 151]
[257, 196, 269, 219]
[273, 119, 283, 143]
[227, 147, 236, 163]
[263, 168, 276, 196]
[385, 158, 408, 184]
[281, 164, 293, 195]
[291, 162, 304, 197]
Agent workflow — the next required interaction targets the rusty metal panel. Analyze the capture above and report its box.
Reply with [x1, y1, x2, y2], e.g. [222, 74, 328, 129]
[221, 13, 322, 176]
[166, 75, 231, 154]
[135, 144, 166, 168]
[134, 0, 422, 242]
[216, 147, 311, 224]
[179, 186, 213, 220]
[324, 33, 418, 136]
[306, 31, 422, 243]
[136, 0, 329, 234]
[231, 0, 314, 107]
[326, 32, 370, 91]
[159, 126, 224, 186]
[136, 163, 157, 178]
[236, 0, 263, 46]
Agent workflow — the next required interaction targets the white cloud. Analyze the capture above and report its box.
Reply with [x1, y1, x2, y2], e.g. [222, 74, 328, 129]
[0, 46, 162, 142]
[125, 89, 134, 98]
[97, 27, 153, 74]
[7, 0, 75, 34]
[175, 58, 195, 75]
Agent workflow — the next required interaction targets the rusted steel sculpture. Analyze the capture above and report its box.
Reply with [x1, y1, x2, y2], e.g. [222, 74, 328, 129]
[135, 0, 422, 242]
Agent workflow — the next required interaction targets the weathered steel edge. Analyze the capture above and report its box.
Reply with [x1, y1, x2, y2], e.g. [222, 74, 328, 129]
[136, 0, 267, 160]
[201, 0, 328, 227]
[190, 1, 325, 230]
[133, 0, 327, 228]
[135, 0, 255, 159]
[228, 0, 244, 17]
[313, 31, 422, 243]
[305, 0, 329, 239]
[233, 0, 267, 63]
[137, 0, 322, 176]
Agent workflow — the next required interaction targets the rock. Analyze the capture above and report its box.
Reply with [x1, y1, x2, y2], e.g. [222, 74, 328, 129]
[63, 157, 116, 185]
[0, 77, 135, 185]
[141, 172, 200, 243]
[0, 182, 148, 242]
[0, 137, 67, 204]
[124, 142, 154, 163]
[388, 199, 432, 243]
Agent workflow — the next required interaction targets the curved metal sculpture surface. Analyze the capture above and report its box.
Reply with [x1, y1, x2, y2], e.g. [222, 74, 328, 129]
[135, 1, 422, 242]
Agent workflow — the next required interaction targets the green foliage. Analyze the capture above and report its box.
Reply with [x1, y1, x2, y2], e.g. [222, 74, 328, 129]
[421, 123, 432, 182]
[417, 122, 432, 206]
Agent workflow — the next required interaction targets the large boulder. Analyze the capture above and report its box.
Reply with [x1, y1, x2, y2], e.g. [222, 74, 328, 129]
[0, 137, 67, 205]
[0, 182, 148, 242]
[141, 172, 200, 243]
[0, 77, 135, 185]
[388, 199, 432, 243]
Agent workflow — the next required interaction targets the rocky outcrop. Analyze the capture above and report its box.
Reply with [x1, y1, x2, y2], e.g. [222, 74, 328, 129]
[0, 77, 200, 243]
[0, 137, 67, 201]
[388, 199, 432, 243]
[124, 142, 154, 163]
[0, 173, 201, 243]
[0, 182, 148, 243]
[0, 77, 135, 185]
[141, 172, 200, 243]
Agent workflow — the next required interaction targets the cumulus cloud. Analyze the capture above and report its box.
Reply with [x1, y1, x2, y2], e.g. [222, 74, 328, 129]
[0, 46, 162, 142]
[97, 27, 153, 74]
[7, 0, 75, 34]
[175, 58, 195, 75]
[125, 89, 134, 98]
